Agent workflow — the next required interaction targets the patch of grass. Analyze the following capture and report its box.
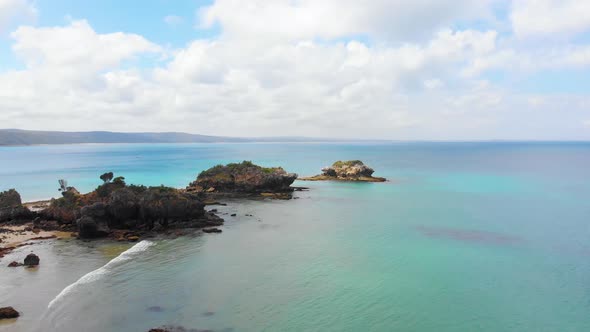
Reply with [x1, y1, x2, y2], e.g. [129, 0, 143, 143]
[332, 160, 364, 167]
[198, 161, 279, 179]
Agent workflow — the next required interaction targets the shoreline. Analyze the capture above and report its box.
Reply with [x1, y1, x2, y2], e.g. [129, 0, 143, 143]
[0, 223, 75, 258]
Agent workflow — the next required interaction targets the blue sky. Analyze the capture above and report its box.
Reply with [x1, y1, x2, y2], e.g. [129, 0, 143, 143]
[34, 0, 214, 46]
[0, 0, 589, 139]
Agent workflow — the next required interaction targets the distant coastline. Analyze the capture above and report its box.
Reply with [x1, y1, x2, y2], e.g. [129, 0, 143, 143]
[0, 129, 355, 146]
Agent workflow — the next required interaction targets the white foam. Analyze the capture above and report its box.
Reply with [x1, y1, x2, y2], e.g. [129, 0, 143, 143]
[47, 240, 154, 310]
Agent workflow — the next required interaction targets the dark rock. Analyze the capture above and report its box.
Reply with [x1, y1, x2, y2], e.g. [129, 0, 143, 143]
[24, 253, 40, 266]
[188, 161, 297, 194]
[7, 261, 21, 267]
[138, 188, 205, 229]
[77, 216, 109, 239]
[0, 189, 32, 222]
[230, 213, 236, 217]
[148, 325, 213, 332]
[41, 205, 78, 224]
[147, 306, 164, 312]
[0, 307, 19, 319]
[203, 228, 222, 233]
[108, 188, 139, 226]
[77, 203, 110, 238]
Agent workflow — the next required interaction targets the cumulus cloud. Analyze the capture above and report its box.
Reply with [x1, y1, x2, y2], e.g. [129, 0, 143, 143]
[0, 1, 589, 139]
[511, 0, 590, 37]
[199, 0, 496, 42]
[0, 0, 36, 33]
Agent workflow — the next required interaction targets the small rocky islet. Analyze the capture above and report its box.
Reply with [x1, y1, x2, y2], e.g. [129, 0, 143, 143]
[300, 160, 386, 182]
[187, 160, 299, 199]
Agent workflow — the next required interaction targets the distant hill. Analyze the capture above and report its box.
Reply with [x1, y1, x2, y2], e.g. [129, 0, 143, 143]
[0, 129, 335, 146]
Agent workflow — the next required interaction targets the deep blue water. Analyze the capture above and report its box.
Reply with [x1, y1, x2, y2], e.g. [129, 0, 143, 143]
[1, 142, 590, 331]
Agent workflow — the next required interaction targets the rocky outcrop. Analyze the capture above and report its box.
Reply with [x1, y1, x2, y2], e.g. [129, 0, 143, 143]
[0, 189, 32, 222]
[187, 161, 298, 195]
[0, 307, 19, 319]
[7, 261, 21, 267]
[74, 185, 218, 239]
[78, 203, 111, 238]
[24, 253, 40, 267]
[300, 160, 386, 182]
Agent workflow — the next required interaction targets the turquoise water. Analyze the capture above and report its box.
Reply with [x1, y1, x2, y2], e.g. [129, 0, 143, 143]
[1, 142, 590, 331]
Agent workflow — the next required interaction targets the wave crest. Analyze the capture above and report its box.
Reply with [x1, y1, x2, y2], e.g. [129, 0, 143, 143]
[47, 240, 154, 310]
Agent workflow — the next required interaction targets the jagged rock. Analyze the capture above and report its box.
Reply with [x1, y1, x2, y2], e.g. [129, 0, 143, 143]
[138, 188, 205, 227]
[108, 188, 139, 226]
[0, 307, 19, 319]
[72, 186, 212, 238]
[0, 189, 32, 222]
[24, 253, 40, 267]
[203, 228, 222, 233]
[7, 261, 21, 267]
[188, 161, 297, 194]
[301, 160, 386, 182]
[77, 203, 110, 238]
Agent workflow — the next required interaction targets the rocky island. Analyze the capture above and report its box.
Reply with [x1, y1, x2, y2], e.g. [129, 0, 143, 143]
[187, 161, 299, 199]
[1, 161, 300, 248]
[300, 160, 386, 182]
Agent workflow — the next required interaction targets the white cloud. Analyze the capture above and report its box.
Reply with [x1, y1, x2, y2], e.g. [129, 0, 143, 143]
[199, 0, 496, 42]
[424, 79, 443, 89]
[511, 0, 590, 37]
[1, 1, 590, 140]
[0, 0, 36, 33]
[11, 20, 160, 70]
[164, 15, 184, 26]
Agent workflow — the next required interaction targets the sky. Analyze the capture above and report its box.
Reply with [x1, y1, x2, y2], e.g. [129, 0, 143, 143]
[0, 0, 589, 140]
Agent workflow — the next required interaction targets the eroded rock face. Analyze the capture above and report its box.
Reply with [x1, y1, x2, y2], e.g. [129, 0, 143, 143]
[322, 160, 375, 178]
[0, 189, 32, 222]
[108, 188, 139, 225]
[301, 160, 386, 182]
[75, 187, 211, 238]
[139, 188, 205, 226]
[188, 161, 298, 194]
[77, 203, 111, 238]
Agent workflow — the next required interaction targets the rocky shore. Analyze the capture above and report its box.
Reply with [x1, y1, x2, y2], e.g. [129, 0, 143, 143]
[1, 161, 300, 245]
[300, 160, 386, 182]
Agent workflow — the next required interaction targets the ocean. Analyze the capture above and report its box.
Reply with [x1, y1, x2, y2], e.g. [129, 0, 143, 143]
[1, 142, 590, 331]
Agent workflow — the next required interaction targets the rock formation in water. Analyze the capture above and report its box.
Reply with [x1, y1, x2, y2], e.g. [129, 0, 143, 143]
[0, 307, 19, 320]
[75, 185, 221, 239]
[35, 173, 223, 239]
[0, 189, 32, 222]
[300, 160, 386, 182]
[24, 253, 40, 267]
[187, 161, 298, 198]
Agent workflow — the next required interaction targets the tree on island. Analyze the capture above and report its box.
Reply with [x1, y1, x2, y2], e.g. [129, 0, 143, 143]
[100, 172, 114, 183]
[58, 179, 68, 192]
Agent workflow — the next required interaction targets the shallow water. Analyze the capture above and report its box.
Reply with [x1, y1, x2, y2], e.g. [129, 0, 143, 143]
[1, 142, 590, 331]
